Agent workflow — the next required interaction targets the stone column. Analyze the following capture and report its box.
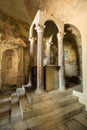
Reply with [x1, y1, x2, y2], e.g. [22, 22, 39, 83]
[18, 47, 25, 87]
[46, 41, 52, 64]
[35, 24, 44, 93]
[24, 37, 35, 87]
[28, 37, 35, 86]
[0, 34, 2, 88]
[29, 37, 35, 66]
[57, 32, 65, 90]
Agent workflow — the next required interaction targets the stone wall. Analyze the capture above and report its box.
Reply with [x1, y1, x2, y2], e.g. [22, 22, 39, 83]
[68, 11, 87, 110]
[0, 11, 30, 88]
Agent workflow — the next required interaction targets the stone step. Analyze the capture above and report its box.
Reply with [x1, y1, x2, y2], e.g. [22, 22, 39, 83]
[19, 95, 32, 120]
[26, 89, 72, 104]
[0, 93, 11, 126]
[0, 97, 11, 103]
[11, 92, 19, 104]
[0, 96, 11, 114]
[0, 123, 11, 130]
[31, 95, 78, 117]
[27, 102, 84, 130]
[0, 94, 10, 100]
[11, 103, 21, 123]
[16, 88, 25, 97]
[0, 106, 11, 114]
[73, 111, 87, 129]
[49, 118, 87, 130]
[19, 93, 80, 120]
[0, 111, 11, 126]
[0, 101, 10, 110]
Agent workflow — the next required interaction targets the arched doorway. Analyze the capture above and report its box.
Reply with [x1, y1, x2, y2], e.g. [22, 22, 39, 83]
[43, 20, 60, 91]
[1, 49, 18, 89]
[43, 20, 59, 66]
[64, 24, 82, 89]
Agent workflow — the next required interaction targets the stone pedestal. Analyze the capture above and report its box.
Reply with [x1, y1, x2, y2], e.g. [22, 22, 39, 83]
[45, 65, 60, 91]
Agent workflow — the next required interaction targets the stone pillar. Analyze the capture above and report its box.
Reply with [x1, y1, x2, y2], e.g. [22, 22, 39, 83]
[18, 48, 25, 87]
[46, 41, 52, 64]
[35, 24, 44, 93]
[23, 37, 35, 87]
[28, 37, 35, 86]
[29, 37, 35, 66]
[57, 32, 65, 90]
[0, 34, 2, 89]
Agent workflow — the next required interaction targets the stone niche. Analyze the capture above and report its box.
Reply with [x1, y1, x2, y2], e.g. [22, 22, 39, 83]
[0, 10, 30, 85]
[64, 24, 82, 87]
[0, 34, 26, 89]
[0, 11, 30, 90]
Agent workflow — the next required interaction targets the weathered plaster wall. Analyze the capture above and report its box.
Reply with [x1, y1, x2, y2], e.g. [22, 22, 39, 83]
[0, 11, 29, 42]
[64, 43, 78, 77]
[67, 11, 87, 110]
[0, 11, 30, 87]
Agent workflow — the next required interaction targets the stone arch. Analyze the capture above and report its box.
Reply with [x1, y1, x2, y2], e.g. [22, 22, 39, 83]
[64, 24, 82, 89]
[1, 49, 18, 88]
[44, 20, 59, 37]
[32, 24, 37, 38]
[43, 20, 59, 65]
[27, 10, 64, 91]
[32, 24, 37, 66]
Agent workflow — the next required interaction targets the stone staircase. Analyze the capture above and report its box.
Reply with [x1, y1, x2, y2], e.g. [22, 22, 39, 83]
[11, 92, 20, 122]
[0, 88, 86, 130]
[16, 88, 85, 130]
[0, 91, 11, 129]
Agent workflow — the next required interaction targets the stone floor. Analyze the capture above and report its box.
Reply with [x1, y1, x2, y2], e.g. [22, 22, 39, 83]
[49, 111, 87, 130]
[0, 110, 87, 130]
[0, 86, 87, 130]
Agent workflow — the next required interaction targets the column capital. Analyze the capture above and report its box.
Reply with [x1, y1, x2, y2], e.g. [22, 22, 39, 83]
[57, 31, 64, 39]
[46, 41, 53, 46]
[29, 37, 37, 43]
[35, 24, 45, 33]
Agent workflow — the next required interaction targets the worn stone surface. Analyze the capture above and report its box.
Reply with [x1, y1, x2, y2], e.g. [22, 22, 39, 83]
[0, 89, 86, 130]
[0, 11, 29, 88]
[45, 65, 59, 91]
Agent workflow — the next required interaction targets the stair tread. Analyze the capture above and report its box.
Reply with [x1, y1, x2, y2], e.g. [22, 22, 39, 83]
[0, 111, 11, 126]
[26, 102, 83, 128]
[0, 106, 11, 113]
[19, 94, 78, 119]
[32, 95, 78, 110]
[19, 95, 32, 119]
[0, 97, 11, 103]
[73, 111, 87, 128]
[26, 90, 73, 104]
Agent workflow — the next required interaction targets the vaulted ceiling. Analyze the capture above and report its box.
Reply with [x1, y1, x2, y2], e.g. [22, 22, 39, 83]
[0, 0, 87, 25]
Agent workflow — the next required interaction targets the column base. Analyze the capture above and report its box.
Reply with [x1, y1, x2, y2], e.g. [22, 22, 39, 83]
[35, 88, 45, 95]
[58, 86, 66, 91]
[23, 82, 32, 88]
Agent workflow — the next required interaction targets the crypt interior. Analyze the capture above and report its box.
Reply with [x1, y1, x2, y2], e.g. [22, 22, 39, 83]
[0, 0, 87, 130]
